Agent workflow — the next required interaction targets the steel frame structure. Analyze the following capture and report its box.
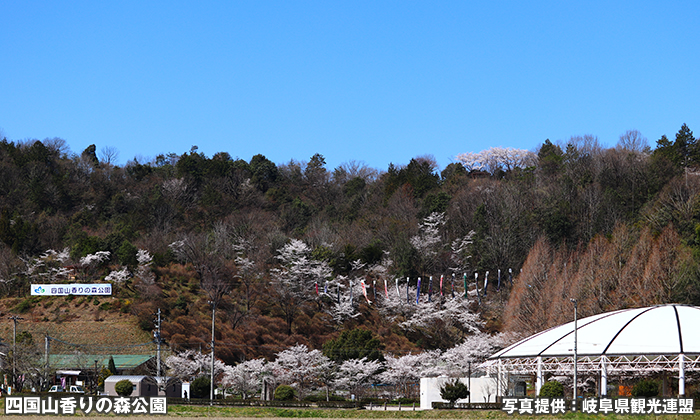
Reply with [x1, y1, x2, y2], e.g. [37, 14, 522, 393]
[482, 352, 700, 398]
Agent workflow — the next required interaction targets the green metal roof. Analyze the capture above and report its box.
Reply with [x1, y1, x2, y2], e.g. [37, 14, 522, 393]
[49, 354, 154, 370]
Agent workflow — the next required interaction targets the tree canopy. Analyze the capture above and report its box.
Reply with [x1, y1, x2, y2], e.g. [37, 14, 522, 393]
[2, 125, 700, 373]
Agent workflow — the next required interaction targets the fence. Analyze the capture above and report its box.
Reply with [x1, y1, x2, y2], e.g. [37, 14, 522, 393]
[432, 402, 502, 410]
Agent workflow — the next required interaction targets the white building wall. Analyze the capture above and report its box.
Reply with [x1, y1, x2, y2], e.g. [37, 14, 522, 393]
[420, 376, 499, 410]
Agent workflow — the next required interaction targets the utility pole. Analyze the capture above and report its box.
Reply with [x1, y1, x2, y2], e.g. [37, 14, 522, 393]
[209, 300, 217, 404]
[45, 334, 50, 390]
[154, 308, 162, 388]
[44, 334, 50, 368]
[8, 315, 24, 391]
[570, 299, 578, 411]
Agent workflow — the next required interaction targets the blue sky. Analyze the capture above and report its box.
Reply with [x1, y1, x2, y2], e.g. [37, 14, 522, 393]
[2, 1, 699, 172]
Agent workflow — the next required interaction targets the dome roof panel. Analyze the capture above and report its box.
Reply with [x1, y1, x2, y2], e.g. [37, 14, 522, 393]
[676, 305, 700, 352]
[604, 306, 681, 354]
[492, 311, 616, 358]
[490, 305, 700, 360]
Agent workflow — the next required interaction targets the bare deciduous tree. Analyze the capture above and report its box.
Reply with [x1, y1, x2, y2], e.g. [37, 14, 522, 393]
[169, 232, 232, 306]
[98, 146, 120, 166]
[617, 129, 649, 153]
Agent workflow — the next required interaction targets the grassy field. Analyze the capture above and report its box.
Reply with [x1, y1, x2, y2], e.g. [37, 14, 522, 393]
[167, 405, 510, 418]
[0, 296, 156, 356]
[3, 399, 700, 419]
[163, 405, 700, 420]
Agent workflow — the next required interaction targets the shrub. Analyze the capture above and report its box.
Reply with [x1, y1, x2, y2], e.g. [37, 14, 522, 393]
[191, 376, 211, 398]
[539, 380, 564, 398]
[115, 379, 134, 396]
[439, 379, 470, 405]
[13, 299, 33, 313]
[120, 299, 131, 313]
[17, 331, 34, 345]
[274, 384, 295, 401]
[304, 393, 345, 402]
[138, 317, 153, 331]
[632, 379, 659, 397]
[174, 296, 188, 311]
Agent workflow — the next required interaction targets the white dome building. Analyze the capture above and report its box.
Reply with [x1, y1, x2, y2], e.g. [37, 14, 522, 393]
[485, 304, 700, 396]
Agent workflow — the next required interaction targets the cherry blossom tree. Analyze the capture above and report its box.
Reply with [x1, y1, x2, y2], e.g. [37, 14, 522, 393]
[326, 275, 361, 324]
[367, 252, 392, 280]
[375, 278, 416, 322]
[270, 344, 330, 399]
[441, 332, 519, 376]
[315, 357, 338, 401]
[220, 358, 269, 399]
[165, 349, 226, 382]
[376, 276, 482, 333]
[379, 351, 441, 398]
[234, 254, 257, 312]
[335, 358, 383, 399]
[80, 250, 110, 267]
[22, 248, 73, 283]
[270, 239, 332, 334]
[79, 250, 111, 281]
[135, 249, 154, 279]
[450, 232, 475, 276]
[104, 267, 130, 284]
[132, 248, 158, 296]
[410, 212, 445, 276]
[374, 265, 482, 342]
[398, 297, 482, 347]
[455, 151, 485, 172]
[456, 147, 536, 174]
[274, 239, 333, 286]
[103, 248, 155, 288]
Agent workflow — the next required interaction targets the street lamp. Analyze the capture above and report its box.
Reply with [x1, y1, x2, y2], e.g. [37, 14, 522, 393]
[570, 299, 578, 410]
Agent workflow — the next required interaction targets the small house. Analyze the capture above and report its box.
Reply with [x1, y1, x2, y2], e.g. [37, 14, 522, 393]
[49, 354, 155, 376]
[104, 375, 158, 397]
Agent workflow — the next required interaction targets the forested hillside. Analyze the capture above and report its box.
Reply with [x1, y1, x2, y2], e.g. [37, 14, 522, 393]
[1, 125, 700, 365]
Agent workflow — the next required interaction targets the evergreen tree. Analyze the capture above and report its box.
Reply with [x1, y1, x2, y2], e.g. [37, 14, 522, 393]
[538, 139, 563, 175]
[322, 328, 384, 362]
[439, 379, 469, 406]
[108, 356, 118, 375]
[675, 123, 697, 168]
